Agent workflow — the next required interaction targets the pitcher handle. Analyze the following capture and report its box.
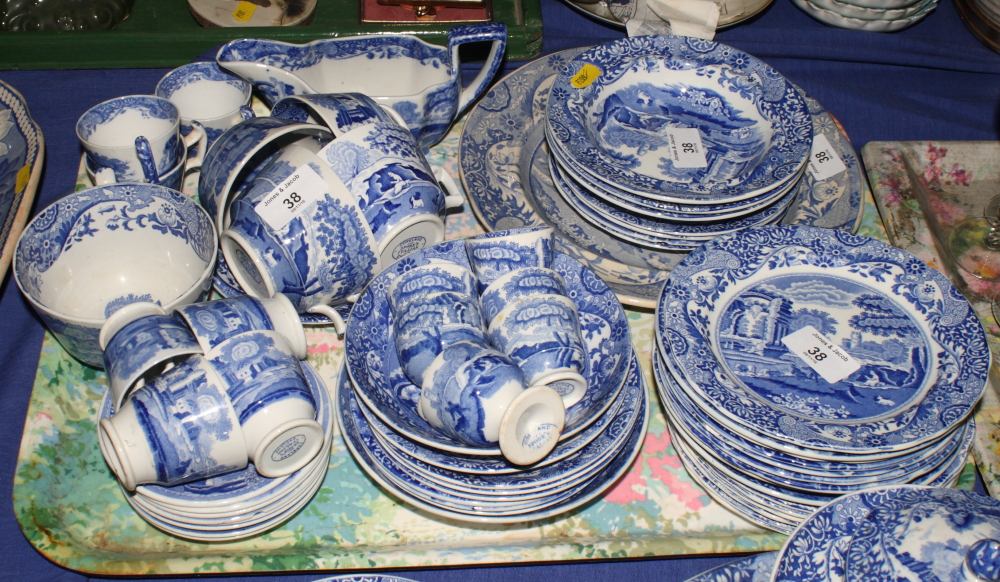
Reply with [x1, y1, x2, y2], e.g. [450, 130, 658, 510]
[448, 23, 507, 114]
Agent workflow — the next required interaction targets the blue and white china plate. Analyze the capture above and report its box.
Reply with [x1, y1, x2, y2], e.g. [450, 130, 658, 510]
[654, 350, 975, 492]
[656, 226, 989, 455]
[345, 240, 632, 456]
[684, 552, 777, 582]
[99, 360, 333, 511]
[545, 37, 812, 202]
[460, 49, 863, 308]
[0, 80, 43, 282]
[844, 487, 1000, 582]
[338, 362, 649, 523]
[313, 577, 420, 582]
[356, 352, 642, 475]
[357, 353, 644, 494]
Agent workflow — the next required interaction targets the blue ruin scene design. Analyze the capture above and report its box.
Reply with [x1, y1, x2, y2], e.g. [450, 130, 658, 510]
[715, 272, 930, 421]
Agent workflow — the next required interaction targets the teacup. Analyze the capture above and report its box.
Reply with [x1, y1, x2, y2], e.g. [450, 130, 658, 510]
[222, 141, 382, 333]
[174, 293, 307, 359]
[419, 340, 565, 465]
[393, 291, 487, 386]
[317, 121, 464, 265]
[205, 330, 323, 477]
[386, 260, 478, 314]
[87, 134, 201, 193]
[99, 302, 204, 411]
[155, 62, 255, 150]
[488, 293, 588, 407]
[465, 226, 555, 292]
[479, 267, 568, 324]
[216, 23, 508, 150]
[77, 95, 207, 184]
[100, 354, 248, 491]
[14, 183, 217, 368]
[270, 93, 403, 137]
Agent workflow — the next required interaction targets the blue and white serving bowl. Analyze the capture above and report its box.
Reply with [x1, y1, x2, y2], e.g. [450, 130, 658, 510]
[14, 183, 217, 368]
[345, 239, 632, 456]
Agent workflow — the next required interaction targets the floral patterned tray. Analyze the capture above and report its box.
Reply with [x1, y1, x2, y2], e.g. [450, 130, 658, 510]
[862, 140, 1000, 498]
[9, 127, 976, 576]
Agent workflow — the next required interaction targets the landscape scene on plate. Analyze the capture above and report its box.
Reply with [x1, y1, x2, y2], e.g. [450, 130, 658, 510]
[716, 272, 930, 420]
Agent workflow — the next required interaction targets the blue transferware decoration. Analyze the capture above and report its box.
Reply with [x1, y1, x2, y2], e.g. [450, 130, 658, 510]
[387, 260, 478, 314]
[216, 23, 508, 151]
[480, 267, 568, 323]
[465, 226, 555, 292]
[345, 240, 632, 455]
[133, 136, 159, 183]
[175, 296, 273, 352]
[966, 539, 1000, 581]
[357, 350, 642, 475]
[317, 121, 453, 256]
[393, 290, 487, 385]
[845, 488, 1000, 582]
[654, 351, 975, 491]
[225, 150, 380, 328]
[546, 37, 812, 202]
[656, 225, 989, 454]
[154, 62, 253, 148]
[206, 330, 313, 425]
[102, 311, 202, 410]
[198, 116, 328, 232]
[102, 355, 246, 490]
[338, 355, 649, 522]
[396, 326, 489, 389]
[271, 93, 397, 136]
[418, 340, 529, 447]
[682, 552, 777, 582]
[0, 79, 43, 282]
[13, 184, 216, 368]
[488, 293, 582, 354]
[86, 139, 187, 192]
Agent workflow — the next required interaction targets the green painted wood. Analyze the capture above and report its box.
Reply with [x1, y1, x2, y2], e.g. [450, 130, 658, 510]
[0, 0, 542, 70]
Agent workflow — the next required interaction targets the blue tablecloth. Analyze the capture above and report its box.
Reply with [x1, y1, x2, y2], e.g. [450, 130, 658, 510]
[2, 0, 999, 579]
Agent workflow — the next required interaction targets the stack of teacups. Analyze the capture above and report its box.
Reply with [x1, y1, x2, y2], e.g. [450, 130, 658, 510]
[216, 95, 464, 332]
[385, 258, 565, 466]
[77, 94, 208, 191]
[95, 294, 332, 540]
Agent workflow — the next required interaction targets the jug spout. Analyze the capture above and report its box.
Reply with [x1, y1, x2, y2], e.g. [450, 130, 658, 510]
[217, 60, 315, 106]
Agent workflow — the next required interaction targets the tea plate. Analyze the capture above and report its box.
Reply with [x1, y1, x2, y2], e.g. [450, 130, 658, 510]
[683, 552, 778, 582]
[656, 226, 989, 455]
[545, 37, 812, 202]
[345, 240, 632, 456]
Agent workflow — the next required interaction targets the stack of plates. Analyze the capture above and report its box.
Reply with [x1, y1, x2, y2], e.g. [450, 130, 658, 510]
[97, 361, 334, 541]
[542, 37, 813, 254]
[653, 225, 989, 533]
[790, 0, 938, 32]
[340, 240, 648, 523]
[680, 486, 1000, 581]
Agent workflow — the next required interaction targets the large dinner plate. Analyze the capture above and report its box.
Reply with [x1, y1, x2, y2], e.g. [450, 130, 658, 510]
[656, 225, 989, 455]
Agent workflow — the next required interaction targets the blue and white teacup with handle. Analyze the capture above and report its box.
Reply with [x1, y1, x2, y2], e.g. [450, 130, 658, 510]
[419, 340, 566, 465]
[155, 62, 255, 151]
[479, 267, 568, 324]
[318, 121, 465, 265]
[88, 125, 204, 192]
[387, 260, 479, 314]
[77, 95, 207, 184]
[221, 141, 383, 334]
[99, 302, 204, 412]
[271, 93, 402, 137]
[206, 330, 323, 477]
[99, 354, 248, 491]
[174, 293, 307, 359]
[216, 23, 508, 150]
[393, 290, 487, 387]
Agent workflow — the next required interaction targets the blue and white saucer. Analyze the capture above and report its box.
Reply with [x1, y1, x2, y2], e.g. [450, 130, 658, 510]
[344, 240, 632, 456]
[683, 552, 777, 582]
[656, 226, 989, 455]
[545, 37, 812, 202]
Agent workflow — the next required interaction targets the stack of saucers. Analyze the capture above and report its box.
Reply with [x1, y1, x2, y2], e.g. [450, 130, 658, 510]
[339, 239, 648, 523]
[654, 225, 988, 533]
[96, 360, 334, 542]
[790, 0, 938, 32]
[542, 36, 813, 254]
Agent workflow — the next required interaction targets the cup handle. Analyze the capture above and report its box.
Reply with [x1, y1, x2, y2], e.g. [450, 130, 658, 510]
[448, 23, 508, 114]
[432, 165, 465, 209]
[134, 136, 160, 183]
[239, 105, 256, 121]
[94, 167, 117, 186]
[306, 304, 347, 335]
[183, 120, 207, 174]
